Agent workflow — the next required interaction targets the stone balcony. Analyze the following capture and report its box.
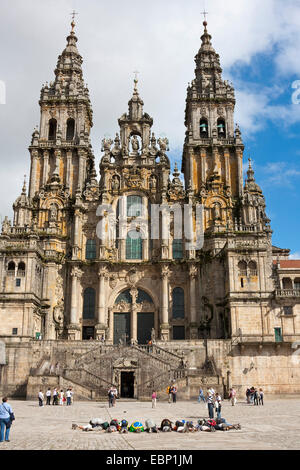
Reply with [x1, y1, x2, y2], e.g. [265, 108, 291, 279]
[275, 289, 300, 298]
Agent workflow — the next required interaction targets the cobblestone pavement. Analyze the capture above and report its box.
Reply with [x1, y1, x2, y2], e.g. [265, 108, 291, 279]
[1, 397, 300, 450]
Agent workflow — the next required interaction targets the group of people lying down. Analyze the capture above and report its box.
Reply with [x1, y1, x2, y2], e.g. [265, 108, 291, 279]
[72, 417, 241, 433]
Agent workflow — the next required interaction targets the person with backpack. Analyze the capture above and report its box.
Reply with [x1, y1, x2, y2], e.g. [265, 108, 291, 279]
[254, 388, 260, 405]
[0, 397, 14, 443]
[167, 385, 172, 404]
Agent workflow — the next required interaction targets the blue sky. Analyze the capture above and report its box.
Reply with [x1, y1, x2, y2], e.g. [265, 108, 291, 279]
[0, 0, 299, 257]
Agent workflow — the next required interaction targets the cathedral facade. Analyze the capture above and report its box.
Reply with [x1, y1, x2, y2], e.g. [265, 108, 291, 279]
[0, 20, 300, 399]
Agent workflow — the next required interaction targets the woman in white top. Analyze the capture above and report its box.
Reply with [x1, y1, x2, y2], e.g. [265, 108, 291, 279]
[59, 390, 64, 405]
[38, 390, 44, 407]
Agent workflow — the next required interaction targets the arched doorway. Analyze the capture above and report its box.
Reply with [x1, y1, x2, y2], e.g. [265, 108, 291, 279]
[113, 288, 155, 345]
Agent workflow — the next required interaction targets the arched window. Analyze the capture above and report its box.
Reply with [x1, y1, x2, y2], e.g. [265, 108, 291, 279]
[66, 118, 75, 141]
[172, 239, 183, 259]
[17, 262, 26, 276]
[238, 261, 247, 277]
[200, 118, 208, 138]
[282, 278, 293, 290]
[7, 261, 15, 276]
[172, 287, 185, 319]
[127, 195, 142, 217]
[85, 239, 96, 260]
[248, 261, 257, 276]
[126, 231, 142, 260]
[48, 119, 57, 141]
[217, 118, 226, 138]
[83, 288, 96, 319]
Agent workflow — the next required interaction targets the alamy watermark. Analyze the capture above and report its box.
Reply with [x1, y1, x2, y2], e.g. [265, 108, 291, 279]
[291, 80, 300, 104]
[95, 198, 205, 250]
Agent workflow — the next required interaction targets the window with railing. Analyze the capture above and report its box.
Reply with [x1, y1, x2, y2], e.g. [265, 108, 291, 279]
[7, 261, 15, 276]
[17, 262, 26, 277]
[274, 327, 283, 343]
[248, 261, 257, 276]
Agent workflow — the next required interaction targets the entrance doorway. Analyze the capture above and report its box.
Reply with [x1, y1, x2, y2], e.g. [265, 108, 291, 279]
[120, 371, 134, 398]
[137, 312, 154, 344]
[114, 313, 131, 345]
[82, 326, 94, 340]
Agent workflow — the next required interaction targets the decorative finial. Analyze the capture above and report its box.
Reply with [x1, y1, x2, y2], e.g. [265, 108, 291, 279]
[70, 10, 78, 33]
[22, 175, 27, 194]
[133, 70, 139, 93]
[201, 8, 208, 30]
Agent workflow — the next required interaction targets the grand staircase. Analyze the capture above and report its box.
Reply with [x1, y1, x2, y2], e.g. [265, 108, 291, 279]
[27, 342, 223, 401]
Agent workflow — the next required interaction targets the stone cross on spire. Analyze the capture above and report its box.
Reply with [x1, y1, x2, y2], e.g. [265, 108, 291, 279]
[70, 10, 78, 33]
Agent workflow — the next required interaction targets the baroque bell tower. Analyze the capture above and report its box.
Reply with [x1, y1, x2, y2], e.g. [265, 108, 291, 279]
[182, 20, 244, 233]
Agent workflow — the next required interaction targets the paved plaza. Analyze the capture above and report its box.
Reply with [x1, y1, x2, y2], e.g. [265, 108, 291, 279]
[1, 397, 300, 450]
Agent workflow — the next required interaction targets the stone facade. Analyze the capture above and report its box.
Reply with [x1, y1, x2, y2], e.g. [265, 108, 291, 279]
[0, 20, 300, 398]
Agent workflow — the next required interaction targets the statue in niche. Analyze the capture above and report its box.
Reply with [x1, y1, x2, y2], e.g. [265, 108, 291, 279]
[149, 174, 157, 190]
[131, 135, 140, 151]
[213, 203, 221, 220]
[49, 203, 58, 222]
[111, 175, 120, 191]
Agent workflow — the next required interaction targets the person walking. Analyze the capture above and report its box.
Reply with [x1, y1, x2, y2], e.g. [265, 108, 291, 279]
[46, 388, 51, 406]
[52, 388, 58, 405]
[66, 388, 72, 406]
[206, 390, 214, 419]
[171, 384, 177, 403]
[38, 390, 44, 407]
[215, 392, 222, 419]
[246, 388, 251, 404]
[167, 385, 172, 404]
[259, 388, 264, 405]
[229, 387, 237, 406]
[254, 388, 260, 406]
[152, 390, 157, 408]
[112, 386, 118, 407]
[198, 388, 206, 403]
[0, 397, 14, 443]
[108, 387, 114, 408]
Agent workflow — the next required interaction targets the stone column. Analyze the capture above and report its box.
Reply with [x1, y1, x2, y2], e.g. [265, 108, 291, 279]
[224, 148, 231, 189]
[236, 149, 243, 197]
[95, 266, 108, 340]
[29, 150, 39, 199]
[130, 288, 138, 343]
[107, 307, 114, 344]
[66, 150, 72, 189]
[189, 264, 198, 339]
[160, 265, 170, 341]
[42, 150, 49, 187]
[67, 267, 83, 340]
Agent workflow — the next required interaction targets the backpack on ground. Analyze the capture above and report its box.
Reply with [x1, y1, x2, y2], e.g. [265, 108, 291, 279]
[161, 418, 172, 429]
[101, 421, 109, 430]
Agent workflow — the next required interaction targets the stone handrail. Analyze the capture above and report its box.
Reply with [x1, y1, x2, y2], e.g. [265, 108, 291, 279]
[276, 289, 300, 298]
[63, 367, 116, 391]
[134, 344, 183, 368]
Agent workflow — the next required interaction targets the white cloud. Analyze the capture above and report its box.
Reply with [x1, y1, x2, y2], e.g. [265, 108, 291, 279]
[290, 252, 300, 259]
